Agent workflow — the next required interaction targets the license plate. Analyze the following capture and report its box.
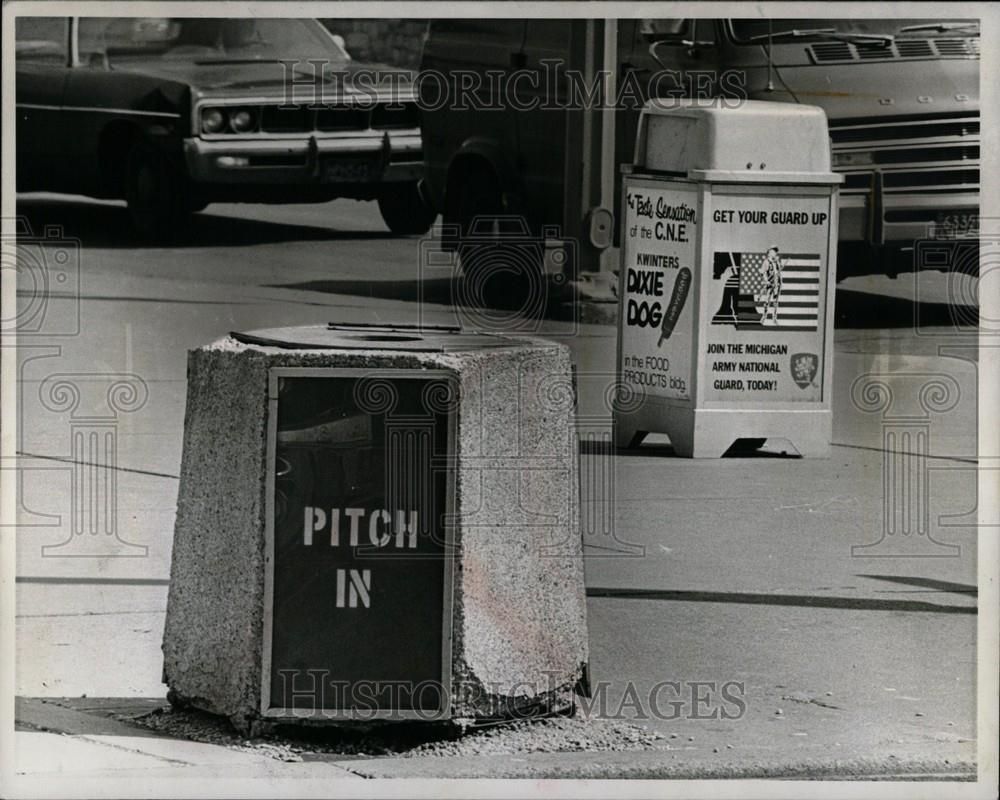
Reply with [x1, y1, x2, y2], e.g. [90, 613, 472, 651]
[323, 159, 375, 183]
[932, 212, 979, 239]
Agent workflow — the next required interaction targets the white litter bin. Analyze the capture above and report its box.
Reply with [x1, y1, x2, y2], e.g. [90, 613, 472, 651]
[615, 99, 843, 457]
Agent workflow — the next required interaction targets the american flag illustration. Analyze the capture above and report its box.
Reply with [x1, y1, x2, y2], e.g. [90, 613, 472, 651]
[711, 251, 821, 331]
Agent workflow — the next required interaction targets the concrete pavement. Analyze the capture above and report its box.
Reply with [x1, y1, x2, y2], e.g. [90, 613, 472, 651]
[7, 195, 985, 786]
[11, 696, 976, 782]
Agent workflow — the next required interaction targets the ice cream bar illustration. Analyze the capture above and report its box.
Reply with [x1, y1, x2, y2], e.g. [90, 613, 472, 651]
[659, 267, 692, 346]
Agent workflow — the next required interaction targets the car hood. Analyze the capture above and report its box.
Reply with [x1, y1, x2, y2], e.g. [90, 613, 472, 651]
[740, 42, 979, 119]
[109, 58, 415, 101]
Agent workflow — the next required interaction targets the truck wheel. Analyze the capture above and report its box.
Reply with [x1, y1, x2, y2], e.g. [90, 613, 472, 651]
[455, 174, 545, 313]
[455, 170, 502, 242]
[377, 182, 437, 235]
[125, 141, 191, 241]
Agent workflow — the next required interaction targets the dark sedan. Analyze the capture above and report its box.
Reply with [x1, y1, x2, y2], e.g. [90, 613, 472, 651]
[15, 17, 435, 239]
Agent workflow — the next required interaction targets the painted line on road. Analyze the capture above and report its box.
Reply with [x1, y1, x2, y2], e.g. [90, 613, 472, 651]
[16, 451, 179, 480]
[14, 291, 260, 306]
[16, 577, 170, 586]
[16, 609, 166, 618]
[832, 442, 977, 465]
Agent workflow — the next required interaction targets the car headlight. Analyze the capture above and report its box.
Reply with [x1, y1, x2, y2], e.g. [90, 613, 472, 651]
[228, 108, 257, 133]
[201, 107, 225, 134]
[831, 151, 874, 168]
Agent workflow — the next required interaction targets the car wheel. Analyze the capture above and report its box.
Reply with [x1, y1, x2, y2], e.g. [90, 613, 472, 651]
[125, 141, 191, 241]
[377, 181, 437, 236]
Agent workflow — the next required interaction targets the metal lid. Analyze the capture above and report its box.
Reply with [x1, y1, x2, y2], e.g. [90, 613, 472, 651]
[634, 99, 841, 183]
[230, 323, 523, 352]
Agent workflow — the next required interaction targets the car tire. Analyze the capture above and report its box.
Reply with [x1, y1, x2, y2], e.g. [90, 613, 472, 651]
[377, 181, 437, 236]
[125, 141, 191, 241]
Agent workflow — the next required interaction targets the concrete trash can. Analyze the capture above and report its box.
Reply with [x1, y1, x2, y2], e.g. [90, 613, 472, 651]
[162, 324, 588, 732]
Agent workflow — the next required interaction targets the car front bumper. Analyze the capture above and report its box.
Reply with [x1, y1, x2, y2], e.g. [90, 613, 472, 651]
[182, 132, 423, 186]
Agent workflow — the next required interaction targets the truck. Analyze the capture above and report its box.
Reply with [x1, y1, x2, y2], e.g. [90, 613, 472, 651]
[420, 18, 979, 279]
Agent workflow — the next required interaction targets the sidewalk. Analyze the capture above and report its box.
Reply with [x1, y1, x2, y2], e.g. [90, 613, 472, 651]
[11, 697, 976, 782]
[10, 265, 982, 787]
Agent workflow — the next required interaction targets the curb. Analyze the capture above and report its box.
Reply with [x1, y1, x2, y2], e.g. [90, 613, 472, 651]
[325, 749, 977, 780]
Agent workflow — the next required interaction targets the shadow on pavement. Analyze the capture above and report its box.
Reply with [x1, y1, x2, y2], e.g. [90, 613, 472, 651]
[834, 288, 977, 329]
[19, 197, 977, 332]
[856, 575, 977, 596]
[584, 440, 800, 460]
[277, 276, 577, 319]
[276, 276, 977, 331]
[279, 276, 456, 306]
[584, 587, 977, 614]
[16, 197, 392, 248]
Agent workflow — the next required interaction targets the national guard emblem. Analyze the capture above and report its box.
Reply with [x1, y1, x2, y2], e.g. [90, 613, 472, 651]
[791, 353, 819, 389]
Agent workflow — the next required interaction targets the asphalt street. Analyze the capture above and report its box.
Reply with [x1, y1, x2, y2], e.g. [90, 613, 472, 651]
[11, 193, 982, 772]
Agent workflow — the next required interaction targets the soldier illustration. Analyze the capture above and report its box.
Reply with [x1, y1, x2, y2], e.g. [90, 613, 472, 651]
[761, 246, 783, 325]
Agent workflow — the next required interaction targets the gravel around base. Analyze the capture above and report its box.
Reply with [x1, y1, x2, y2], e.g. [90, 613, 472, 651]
[121, 706, 666, 762]
[400, 716, 665, 758]
[124, 707, 307, 762]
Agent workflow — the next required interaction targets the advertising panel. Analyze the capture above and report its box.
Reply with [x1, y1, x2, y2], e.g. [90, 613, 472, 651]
[619, 178, 699, 403]
[702, 191, 832, 403]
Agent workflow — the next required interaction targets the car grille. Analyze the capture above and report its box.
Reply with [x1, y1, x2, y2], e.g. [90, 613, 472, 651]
[809, 37, 979, 63]
[830, 112, 980, 195]
[316, 107, 371, 132]
[223, 101, 420, 136]
[260, 107, 313, 134]
[370, 103, 421, 130]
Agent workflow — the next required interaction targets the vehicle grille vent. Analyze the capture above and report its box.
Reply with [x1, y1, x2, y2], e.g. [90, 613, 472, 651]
[855, 43, 894, 59]
[882, 168, 978, 189]
[935, 38, 979, 56]
[829, 113, 980, 197]
[829, 114, 979, 145]
[896, 40, 934, 57]
[810, 42, 852, 61]
[808, 37, 979, 63]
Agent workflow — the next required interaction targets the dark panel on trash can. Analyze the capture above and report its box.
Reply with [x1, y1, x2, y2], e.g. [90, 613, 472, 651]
[263, 369, 454, 720]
